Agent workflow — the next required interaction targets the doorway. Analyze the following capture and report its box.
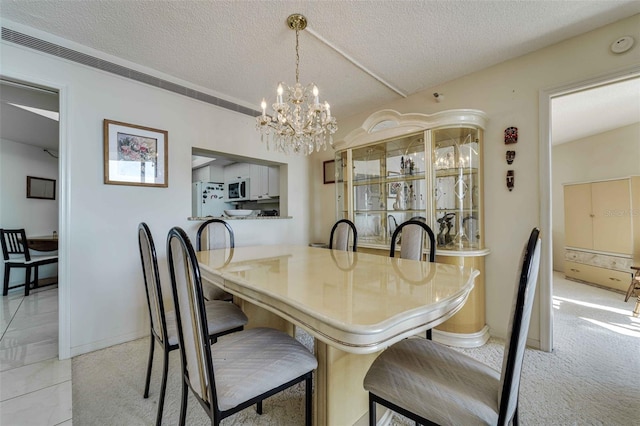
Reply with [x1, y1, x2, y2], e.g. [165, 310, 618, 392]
[540, 65, 640, 351]
[0, 76, 63, 358]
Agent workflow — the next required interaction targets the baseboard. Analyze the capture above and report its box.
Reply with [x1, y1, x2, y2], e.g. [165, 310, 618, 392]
[69, 329, 147, 357]
[433, 325, 490, 348]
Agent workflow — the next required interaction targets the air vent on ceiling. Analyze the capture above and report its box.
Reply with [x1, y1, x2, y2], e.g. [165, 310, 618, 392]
[1, 27, 260, 118]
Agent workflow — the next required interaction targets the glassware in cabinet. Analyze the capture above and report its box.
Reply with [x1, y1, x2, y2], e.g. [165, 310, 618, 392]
[432, 127, 483, 250]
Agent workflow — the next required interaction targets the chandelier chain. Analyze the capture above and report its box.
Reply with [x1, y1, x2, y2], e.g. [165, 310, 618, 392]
[295, 28, 300, 84]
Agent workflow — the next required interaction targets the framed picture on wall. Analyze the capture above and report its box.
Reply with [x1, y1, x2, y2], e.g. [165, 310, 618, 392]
[323, 160, 335, 184]
[103, 119, 168, 187]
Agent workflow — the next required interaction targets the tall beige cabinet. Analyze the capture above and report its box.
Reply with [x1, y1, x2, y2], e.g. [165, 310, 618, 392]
[563, 176, 640, 291]
[334, 109, 489, 348]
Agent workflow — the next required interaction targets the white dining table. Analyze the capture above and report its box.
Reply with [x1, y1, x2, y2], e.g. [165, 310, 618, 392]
[196, 245, 478, 426]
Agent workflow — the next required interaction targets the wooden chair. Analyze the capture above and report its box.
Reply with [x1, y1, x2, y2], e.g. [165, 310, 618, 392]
[625, 266, 640, 317]
[166, 226, 317, 426]
[329, 219, 358, 251]
[365, 228, 541, 426]
[137, 223, 247, 426]
[1, 228, 58, 296]
[196, 219, 235, 301]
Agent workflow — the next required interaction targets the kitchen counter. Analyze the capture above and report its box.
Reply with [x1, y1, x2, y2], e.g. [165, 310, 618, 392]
[188, 216, 292, 221]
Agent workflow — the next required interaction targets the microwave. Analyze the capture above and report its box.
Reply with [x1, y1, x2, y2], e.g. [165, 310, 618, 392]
[227, 179, 250, 201]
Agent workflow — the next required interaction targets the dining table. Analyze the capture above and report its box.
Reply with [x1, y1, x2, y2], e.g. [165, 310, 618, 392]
[26, 234, 59, 252]
[196, 245, 479, 426]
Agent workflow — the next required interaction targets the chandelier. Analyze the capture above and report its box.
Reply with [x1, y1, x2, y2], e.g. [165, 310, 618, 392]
[256, 14, 337, 155]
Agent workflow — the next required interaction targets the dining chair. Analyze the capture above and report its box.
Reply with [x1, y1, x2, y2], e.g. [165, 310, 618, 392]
[137, 223, 248, 426]
[329, 218, 358, 251]
[364, 227, 541, 426]
[196, 218, 235, 301]
[390, 219, 436, 339]
[166, 226, 318, 426]
[1, 228, 58, 296]
[389, 219, 436, 262]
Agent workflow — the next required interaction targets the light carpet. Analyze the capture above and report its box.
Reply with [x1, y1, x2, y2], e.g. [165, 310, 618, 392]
[73, 273, 640, 425]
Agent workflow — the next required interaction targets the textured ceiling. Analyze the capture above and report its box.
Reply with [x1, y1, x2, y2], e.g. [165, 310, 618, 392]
[1, 1, 639, 150]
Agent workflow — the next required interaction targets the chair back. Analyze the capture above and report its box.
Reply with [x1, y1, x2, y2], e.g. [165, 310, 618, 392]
[329, 219, 358, 252]
[387, 215, 398, 238]
[497, 228, 541, 424]
[137, 223, 170, 345]
[389, 220, 436, 262]
[196, 219, 234, 251]
[0, 229, 31, 261]
[167, 226, 217, 407]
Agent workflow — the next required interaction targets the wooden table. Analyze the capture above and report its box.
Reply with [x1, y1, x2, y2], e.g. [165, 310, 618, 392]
[26, 235, 58, 252]
[197, 245, 478, 425]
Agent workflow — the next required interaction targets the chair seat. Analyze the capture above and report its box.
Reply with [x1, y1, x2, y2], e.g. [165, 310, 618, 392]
[202, 282, 233, 302]
[364, 337, 500, 425]
[165, 300, 248, 346]
[211, 327, 318, 411]
[4, 254, 58, 265]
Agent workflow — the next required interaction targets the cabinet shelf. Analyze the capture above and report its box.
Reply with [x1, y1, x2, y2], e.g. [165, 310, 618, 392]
[435, 168, 478, 178]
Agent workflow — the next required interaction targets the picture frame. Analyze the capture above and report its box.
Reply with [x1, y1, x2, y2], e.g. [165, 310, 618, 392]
[26, 176, 56, 200]
[103, 119, 168, 187]
[323, 160, 335, 184]
[387, 171, 401, 197]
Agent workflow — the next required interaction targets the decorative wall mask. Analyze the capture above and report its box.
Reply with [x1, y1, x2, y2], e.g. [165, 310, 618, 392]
[506, 150, 516, 164]
[506, 170, 515, 191]
[504, 127, 518, 144]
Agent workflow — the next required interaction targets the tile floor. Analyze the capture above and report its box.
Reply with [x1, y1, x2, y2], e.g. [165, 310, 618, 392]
[0, 286, 72, 425]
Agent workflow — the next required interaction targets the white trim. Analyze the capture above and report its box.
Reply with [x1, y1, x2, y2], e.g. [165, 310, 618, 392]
[70, 330, 147, 357]
[538, 65, 640, 353]
[376, 408, 395, 426]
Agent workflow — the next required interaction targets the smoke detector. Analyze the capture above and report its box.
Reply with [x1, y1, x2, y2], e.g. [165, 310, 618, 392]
[610, 36, 634, 54]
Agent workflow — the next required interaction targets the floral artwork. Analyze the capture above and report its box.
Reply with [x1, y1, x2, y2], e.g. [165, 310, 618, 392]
[117, 133, 157, 162]
[104, 119, 168, 187]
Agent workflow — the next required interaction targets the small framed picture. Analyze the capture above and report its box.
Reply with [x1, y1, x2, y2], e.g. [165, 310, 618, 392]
[103, 119, 168, 187]
[323, 160, 335, 184]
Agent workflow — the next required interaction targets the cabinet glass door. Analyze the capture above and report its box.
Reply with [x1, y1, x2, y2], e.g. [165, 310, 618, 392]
[432, 127, 482, 250]
[385, 133, 427, 242]
[352, 145, 386, 243]
[335, 151, 348, 220]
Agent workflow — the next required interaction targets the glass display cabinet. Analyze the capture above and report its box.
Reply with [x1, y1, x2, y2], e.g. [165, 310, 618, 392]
[333, 109, 489, 347]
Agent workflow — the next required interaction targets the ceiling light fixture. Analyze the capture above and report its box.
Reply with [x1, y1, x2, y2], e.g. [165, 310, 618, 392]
[256, 14, 337, 155]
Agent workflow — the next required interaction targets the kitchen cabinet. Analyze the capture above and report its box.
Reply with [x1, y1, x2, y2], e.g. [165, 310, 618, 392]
[563, 176, 640, 291]
[268, 166, 280, 197]
[224, 163, 250, 181]
[333, 109, 489, 346]
[249, 164, 280, 200]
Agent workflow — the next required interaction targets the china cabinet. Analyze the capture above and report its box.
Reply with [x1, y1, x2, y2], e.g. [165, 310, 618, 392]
[334, 109, 489, 346]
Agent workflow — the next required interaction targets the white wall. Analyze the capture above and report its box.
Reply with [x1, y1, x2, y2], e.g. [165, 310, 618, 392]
[310, 14, 640, 342]
[0, 139, 59, 285]
[552, 123, 640, 271]
[1, 27, 311, 356]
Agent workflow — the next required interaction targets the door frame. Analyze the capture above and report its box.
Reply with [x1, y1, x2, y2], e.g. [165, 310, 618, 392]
[538, 64, 640, 352]
[1, 72, 70, 359]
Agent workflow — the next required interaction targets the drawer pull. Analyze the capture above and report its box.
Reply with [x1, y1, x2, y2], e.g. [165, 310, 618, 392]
[608, 277, 620, 282]
[571, 268, 580, 273]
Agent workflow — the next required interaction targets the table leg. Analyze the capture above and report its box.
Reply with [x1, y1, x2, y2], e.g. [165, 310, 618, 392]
[314, 339, 380, 426]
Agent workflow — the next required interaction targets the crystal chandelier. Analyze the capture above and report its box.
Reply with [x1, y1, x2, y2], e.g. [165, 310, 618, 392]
[256, 14, 337, 155]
